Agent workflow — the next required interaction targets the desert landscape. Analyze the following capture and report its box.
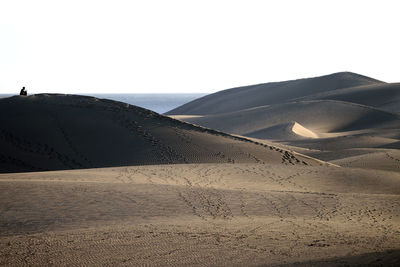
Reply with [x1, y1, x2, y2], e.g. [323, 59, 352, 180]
[1, 72, 400, 266]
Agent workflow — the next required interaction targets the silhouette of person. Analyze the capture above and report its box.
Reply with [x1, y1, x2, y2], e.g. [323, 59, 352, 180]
[20, 87, 27, 96]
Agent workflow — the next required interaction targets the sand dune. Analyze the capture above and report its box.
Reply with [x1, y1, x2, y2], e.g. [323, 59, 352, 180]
[169, 72, 400, 172]
[166, 72, 382, 115]
[1, 163, 399, 266]
[175, 100, 400, 139]
[0, 94, 323, 173]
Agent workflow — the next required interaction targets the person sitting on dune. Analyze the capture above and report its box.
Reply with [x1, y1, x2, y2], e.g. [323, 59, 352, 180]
[20, 87, 27, 96]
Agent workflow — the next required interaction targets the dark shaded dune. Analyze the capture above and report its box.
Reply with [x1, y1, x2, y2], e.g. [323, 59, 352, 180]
[178, 100, 400, 140]
[295, 82, 400, 113]
[166, 72, 383, 115]
[0, 94, 316, 173]
[379, 140, 400, 149]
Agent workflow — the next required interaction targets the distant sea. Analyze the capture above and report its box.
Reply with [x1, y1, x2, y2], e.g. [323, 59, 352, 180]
[0, 93, 206, 114]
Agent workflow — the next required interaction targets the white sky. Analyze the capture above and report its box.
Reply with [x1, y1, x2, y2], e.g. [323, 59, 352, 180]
[0, 0, 399, 94]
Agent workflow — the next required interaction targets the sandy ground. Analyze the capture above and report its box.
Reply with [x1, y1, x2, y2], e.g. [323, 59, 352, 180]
[1, 163, 399, 266]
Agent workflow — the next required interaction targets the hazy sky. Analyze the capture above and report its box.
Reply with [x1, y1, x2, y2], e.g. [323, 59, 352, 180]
[1, 0, 399, 94]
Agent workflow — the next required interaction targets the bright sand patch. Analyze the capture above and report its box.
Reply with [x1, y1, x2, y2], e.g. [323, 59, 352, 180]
[292, 122, 319, 138]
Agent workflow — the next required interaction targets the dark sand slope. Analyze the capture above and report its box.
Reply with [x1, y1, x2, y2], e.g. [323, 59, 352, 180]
[166, 72, 383, 115]
[295, 82, 400, 113]
[0, 94, 317, 173]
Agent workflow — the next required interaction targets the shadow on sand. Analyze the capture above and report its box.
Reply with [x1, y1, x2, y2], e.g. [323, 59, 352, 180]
[273, 249, 400, 266]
